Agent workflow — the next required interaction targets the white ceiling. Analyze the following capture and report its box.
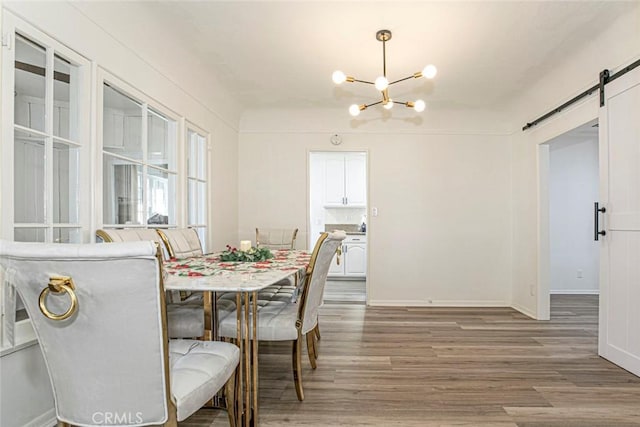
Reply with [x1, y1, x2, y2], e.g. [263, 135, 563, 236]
[79, 1, 636, 112]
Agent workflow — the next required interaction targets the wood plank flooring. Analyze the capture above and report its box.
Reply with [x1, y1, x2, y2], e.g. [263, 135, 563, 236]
[183, 295, 640, 426]
[323, 279, 366, 304]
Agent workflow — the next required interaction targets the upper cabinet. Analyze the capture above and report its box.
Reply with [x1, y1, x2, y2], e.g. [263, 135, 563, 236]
[324, 153, 367, 207]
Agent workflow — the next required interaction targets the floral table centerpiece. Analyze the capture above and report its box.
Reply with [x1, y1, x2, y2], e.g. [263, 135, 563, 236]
[219, 245, 274, 262]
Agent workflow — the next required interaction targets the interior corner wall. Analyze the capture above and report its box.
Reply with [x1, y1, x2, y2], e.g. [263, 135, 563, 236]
[549, 137, 599, 293]
[239, 108, 513, 306]
[508, 6, 640, 318]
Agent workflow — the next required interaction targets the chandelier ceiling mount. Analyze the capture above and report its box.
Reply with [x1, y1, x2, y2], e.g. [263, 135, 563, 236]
[332, 29, 437, 116]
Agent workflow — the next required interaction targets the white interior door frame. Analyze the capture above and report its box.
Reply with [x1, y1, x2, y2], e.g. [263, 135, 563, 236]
[534, 97, 599, 320]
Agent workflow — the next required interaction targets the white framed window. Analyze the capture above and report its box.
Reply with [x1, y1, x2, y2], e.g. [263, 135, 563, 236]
[1, 13, 91, 352]
[186, 125, 209, 252]
[98, 71, 178, 229]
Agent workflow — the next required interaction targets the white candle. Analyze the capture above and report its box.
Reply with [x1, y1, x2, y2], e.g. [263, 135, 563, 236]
[240, 240, 252, 252]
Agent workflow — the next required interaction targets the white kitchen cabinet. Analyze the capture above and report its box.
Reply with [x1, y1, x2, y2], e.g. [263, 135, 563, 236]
[324, 153, 366, 207]
[344, 242, 366, 276]
[329, 234, 367, 278]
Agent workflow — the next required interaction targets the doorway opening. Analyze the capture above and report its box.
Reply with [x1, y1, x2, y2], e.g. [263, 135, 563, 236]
[542, 119, 599, 319]
[309, 151, 368, 304]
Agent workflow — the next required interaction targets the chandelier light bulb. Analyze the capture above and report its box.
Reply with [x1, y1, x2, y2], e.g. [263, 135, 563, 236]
[374, 76, 389, 91]
[414, 99, 426, 112]
[422, 64, 437, 79]
[349, 104, 361, 116]
[332, 70, 347, 84]
[383, 99, 394, 110]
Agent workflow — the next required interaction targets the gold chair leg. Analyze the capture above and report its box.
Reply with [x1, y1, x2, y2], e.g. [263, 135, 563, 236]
[292, 337, 305, 401]
[312, 328, 319, 360]
[306, 332, 317, 369]
[225, 371, 237, 427]
[164, 399, 178, 427]
[314, 323, 321, 340]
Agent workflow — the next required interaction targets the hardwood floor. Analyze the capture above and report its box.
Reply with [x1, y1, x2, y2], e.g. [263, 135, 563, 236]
[184, 295, 640, 426]
[324, 279, 366, 304]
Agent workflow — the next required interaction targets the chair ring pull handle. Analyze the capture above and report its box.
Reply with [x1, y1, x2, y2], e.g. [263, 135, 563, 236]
[39, 276, 78, 321]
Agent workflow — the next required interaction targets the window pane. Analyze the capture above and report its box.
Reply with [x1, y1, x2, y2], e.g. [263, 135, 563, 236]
[197, 134, 206, 180]
[103, 84, 143, 160]
[14, 129, 45, 223]
[14, 228, 46, 242]
[197, 181, 206, 224]
[53, 228, 82, 243]
[187, 130, 206, 179]
[54, 55, 78, 140]
[187, 130, 197, 177]
[14, 35, 46, 132]
[148, 108, 176, 171]
[103, 155, 143, 225]
[147, 168, 175, 225]
[53, 141, 79, 223]
[188, 179, 197, 224]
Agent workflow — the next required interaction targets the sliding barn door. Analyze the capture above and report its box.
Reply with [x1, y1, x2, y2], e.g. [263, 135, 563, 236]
[598, 66, 640, 376]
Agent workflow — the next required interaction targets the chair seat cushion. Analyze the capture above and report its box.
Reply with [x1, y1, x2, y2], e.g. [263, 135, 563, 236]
[169, 340, 239, 421]
[218, 300, 301, 341]
[167, 304, 204, 338]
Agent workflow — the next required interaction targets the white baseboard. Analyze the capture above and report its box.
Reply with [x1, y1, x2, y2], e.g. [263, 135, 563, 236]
[23, 409, 56, 427]
[368, 299, 508, 307]
[510, 302, 537, 319]
[550, 289, 599, 295]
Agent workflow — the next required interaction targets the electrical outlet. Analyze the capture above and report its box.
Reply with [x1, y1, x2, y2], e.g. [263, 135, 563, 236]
[372, 207, 378, 217]
[529, 283, 535, 296]
[577, 269, 583, 279]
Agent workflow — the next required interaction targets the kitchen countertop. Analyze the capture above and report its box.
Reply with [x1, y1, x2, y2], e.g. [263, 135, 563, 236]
[324, 223, 366, 235]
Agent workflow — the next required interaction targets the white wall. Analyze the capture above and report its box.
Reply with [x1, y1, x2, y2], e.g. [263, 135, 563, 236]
[239, 108, 513, 306]
[549, 136, 599, 293]
[508, 6, 640, 318]
[1, 3, 241, 426]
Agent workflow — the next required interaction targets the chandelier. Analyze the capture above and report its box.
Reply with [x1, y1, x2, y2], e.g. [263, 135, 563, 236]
[332, 29, 437, 116]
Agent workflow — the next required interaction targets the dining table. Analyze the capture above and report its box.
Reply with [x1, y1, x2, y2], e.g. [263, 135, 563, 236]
[163, 249, 311, 427]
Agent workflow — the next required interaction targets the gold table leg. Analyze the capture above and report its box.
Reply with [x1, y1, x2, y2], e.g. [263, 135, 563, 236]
[244, 292, 250, 427]
[236, 293, 243, 425]
[252, 290, 259, 426]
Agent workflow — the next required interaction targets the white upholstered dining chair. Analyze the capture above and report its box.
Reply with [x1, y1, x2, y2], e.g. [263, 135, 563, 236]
[0, 240, 239, 427]
[96, 228, 204, 339]
[218, 230, 346, 401]
[156, 228, 203, 259]
[255, 227, 299, 250]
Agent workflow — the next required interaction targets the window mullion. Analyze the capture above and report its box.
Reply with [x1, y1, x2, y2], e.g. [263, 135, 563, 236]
[141, 103, 149, 226]
[44, 46, 55, 242]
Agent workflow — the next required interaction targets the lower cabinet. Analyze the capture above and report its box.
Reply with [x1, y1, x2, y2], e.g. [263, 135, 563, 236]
[328, 235, 367, 278]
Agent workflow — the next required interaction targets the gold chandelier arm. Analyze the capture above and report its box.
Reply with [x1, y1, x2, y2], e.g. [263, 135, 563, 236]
[352, 78, 375, 85]
[364, 100, 383, 108]
[388, 74, 420, 85]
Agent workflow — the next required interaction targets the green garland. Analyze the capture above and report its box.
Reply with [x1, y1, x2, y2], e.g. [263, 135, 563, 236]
[220, 245, 273, 262]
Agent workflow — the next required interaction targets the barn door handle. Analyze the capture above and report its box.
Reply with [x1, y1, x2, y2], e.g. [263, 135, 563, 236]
[594, 202, 606, 241]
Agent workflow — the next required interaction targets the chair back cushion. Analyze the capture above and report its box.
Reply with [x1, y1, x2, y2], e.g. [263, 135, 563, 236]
[255, 228, 298, 250]
[299, 231, 346, 333]
[96, 228, 169, 259]
[0, 240, 169, 425]
[157, 228, 203, 259]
